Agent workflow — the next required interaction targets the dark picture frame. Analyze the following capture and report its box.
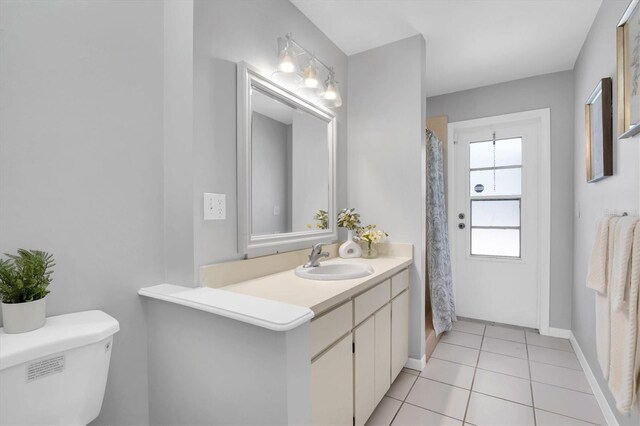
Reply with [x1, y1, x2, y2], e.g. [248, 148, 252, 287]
[585, 77, 613, 182]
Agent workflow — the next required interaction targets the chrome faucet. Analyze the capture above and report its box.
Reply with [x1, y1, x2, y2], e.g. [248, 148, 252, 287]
[303, 243, 329, 268]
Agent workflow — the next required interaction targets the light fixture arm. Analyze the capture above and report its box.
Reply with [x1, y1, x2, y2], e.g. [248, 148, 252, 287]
[283, 33, 336, 80]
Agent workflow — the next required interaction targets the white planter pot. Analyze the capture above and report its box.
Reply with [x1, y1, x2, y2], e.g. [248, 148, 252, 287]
[1, 297, 47, 334]
[339, 229, 362, 258]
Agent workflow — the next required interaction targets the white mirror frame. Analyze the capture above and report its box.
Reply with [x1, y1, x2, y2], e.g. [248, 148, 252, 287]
[237, 62, 337, 257]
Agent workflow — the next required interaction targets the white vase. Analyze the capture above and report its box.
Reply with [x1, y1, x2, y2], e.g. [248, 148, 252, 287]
[1, 297, 47, 334]
[339, 229, 362, 258]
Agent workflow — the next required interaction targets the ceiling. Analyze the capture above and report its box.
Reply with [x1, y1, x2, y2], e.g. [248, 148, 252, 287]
[290, 0, 602, 97]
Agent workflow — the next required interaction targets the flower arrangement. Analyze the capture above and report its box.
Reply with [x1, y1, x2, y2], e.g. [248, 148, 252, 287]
[358, 224, 389, 258]
[337, 208, 361, 230]
[307, 209, 328, 230]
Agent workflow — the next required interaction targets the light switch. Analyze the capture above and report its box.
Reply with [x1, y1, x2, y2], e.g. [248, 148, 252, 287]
[204, 193, 226, 220]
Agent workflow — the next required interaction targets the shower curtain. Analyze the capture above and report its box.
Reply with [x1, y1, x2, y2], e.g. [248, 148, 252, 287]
[426, 130, 456, 335]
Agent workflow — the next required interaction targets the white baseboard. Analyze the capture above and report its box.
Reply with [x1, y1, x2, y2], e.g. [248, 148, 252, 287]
[542, 327, 571, 339]
[569, 332, 618, 426]
[405, 355, 426, 371]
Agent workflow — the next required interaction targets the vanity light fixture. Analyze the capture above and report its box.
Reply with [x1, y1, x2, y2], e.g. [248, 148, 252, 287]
[273, 33, 342, 108]
[322, 72, 342, 108]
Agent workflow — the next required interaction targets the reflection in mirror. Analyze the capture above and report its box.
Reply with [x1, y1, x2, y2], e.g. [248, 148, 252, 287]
[250, 87, 329, 237]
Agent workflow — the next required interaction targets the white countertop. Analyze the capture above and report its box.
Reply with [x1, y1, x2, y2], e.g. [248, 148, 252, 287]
[138, 284, 314, 331]
[139, 255, 412, 331]
[221, 256, 412, 315]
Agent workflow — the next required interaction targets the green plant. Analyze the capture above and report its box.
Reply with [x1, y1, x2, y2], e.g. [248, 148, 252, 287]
[314, 209, 329, 230]
[337, 208, 361, 230]
[0, 249, 55, 304]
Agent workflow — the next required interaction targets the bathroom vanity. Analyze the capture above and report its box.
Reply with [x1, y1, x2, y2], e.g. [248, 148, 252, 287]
[139, 245, 411, 425]
[308, 266, 409, 426]
[139, 63, 413, 425]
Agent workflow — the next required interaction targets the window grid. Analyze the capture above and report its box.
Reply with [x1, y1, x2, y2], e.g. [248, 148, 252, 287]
[469, 198, 521, 258]
[468, 136, 523, 259]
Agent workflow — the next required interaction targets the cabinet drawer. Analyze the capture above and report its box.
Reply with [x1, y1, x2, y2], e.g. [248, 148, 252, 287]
[311, 301, 353, 358]
[354, 280, 391, 326]
[391, 269, 409, 298]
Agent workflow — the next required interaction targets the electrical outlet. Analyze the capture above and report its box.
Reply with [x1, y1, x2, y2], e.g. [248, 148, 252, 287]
[204, 193, 226, 220]
[273, 205, 280, 216]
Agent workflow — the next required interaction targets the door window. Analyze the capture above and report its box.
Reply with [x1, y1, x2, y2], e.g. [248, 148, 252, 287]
[469, 137, 522, 257]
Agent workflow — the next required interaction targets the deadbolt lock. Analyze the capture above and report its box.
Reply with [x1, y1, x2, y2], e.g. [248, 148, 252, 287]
[458, 213, 465, 220]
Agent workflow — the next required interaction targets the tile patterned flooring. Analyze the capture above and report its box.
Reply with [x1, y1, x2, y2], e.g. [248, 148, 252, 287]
[365, 320, 606, 426]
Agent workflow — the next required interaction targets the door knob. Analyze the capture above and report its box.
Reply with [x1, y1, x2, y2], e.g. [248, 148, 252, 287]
[458, 223, 466, 229]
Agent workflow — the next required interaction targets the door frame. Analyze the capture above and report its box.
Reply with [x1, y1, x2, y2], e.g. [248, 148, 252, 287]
[447, 109, 551, 334]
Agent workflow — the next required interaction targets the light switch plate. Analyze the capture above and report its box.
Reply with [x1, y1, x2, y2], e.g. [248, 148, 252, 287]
[204, 193, 226, 220]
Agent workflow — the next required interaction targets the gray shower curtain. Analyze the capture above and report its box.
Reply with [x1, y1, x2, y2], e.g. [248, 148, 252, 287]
[426, 130, 456, 335]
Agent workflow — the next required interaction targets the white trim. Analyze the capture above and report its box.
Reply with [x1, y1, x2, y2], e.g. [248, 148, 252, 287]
[541, 327, 571, 339]
[405, 355, 426, 371]
[447, 108, 551, 333]
[569, 332, 618, 426]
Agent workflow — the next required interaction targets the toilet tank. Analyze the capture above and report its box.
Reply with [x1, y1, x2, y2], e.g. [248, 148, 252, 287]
[0, 310, 119, 426]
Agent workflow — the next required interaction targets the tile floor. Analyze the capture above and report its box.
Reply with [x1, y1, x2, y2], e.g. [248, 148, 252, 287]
[365, 319, 606, 426]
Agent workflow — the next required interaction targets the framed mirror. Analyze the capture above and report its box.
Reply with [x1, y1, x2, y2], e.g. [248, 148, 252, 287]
[237, 62, 337, 257]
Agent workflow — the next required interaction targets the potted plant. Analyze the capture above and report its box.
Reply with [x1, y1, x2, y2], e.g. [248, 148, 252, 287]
[0, 249, 55, 334]
[358, 224, 389, 259]
[337, 208, 362, 258]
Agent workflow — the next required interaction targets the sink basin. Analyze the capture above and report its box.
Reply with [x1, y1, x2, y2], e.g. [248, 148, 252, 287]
[295, 262, 374, 281]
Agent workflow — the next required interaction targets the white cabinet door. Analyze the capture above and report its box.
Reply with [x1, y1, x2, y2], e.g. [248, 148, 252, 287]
[354, 316, 375, 426]
[374, 303, 391, 405]
[311, 334, 353, 426]
[391, 290, 409, 381]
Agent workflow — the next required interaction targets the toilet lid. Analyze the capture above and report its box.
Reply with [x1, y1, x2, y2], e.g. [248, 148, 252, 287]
[0, 310, 119, 371]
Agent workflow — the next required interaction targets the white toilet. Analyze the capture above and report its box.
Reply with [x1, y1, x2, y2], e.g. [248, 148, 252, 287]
[0, 310, 120, 425]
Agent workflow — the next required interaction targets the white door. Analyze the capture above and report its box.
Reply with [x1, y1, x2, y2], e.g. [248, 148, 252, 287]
[450, 116, 543, 328]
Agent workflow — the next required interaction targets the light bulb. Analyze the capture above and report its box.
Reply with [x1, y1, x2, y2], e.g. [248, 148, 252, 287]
[278, 49, 296, 73]
[323, 73, 342, 107]
[302, 61, 319, 88]
[324, 83, 337, 100]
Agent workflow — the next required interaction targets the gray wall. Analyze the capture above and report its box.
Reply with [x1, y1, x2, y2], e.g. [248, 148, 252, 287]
[291, 109, 330, 231]
[186, 0, 349, 279]
[427, 70, 575, 329]
[348, 35, 428, 362]
[0, 1, 165, 424]
[572, 1, 640, 424]
[252, 112, 290, 235]
[145, 299, 311, 425]
[164, 0, 195, 285]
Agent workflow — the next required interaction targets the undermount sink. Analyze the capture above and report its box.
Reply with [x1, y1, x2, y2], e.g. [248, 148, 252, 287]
[295, 262, 374, 281]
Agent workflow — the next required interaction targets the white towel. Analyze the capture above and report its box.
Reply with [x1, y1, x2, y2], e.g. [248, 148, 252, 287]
[611, 216, 640, 312]
[596, 216, 620, 379]
[587, 216, 611, 294]
[608, 221, 640, 413]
